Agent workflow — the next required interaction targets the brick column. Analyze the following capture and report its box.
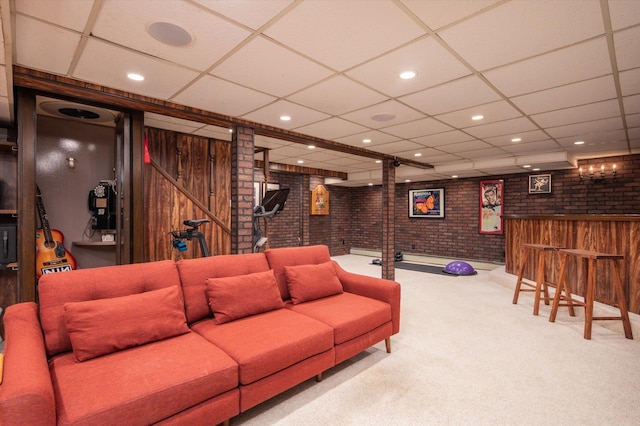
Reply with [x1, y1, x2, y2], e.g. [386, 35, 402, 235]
[301, 174, 310, 246]
[231, 125, 255, 254]
[382, 159, 395, 280]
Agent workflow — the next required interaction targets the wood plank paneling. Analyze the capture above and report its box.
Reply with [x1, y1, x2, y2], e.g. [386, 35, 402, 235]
[505, 215, 640, 315]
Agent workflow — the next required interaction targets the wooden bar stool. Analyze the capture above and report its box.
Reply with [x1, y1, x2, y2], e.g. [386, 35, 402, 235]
[513, 243, 561, 315]
[549, 249, 633, 340]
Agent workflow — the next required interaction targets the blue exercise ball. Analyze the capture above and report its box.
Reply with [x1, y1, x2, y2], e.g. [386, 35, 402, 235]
[443, 261, 477, 276]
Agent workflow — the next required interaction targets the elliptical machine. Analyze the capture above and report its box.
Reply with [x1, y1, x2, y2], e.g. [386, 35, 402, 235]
[170, 219, 210, 257]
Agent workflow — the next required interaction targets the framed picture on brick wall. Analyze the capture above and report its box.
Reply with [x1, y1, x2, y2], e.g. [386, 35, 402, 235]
[479, 180, 503, 234]
[409, 188, 444, 218]
[528, 174, 551, 194]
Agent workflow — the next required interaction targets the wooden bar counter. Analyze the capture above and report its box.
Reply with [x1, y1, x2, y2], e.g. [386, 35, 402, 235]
[504, 215, 640, 315]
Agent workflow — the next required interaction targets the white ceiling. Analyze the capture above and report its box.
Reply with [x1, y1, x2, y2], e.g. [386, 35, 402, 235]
[1, 0, 639, 186]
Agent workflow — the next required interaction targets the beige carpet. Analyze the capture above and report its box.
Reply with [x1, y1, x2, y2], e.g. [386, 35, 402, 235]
[233, 254, 640, 425]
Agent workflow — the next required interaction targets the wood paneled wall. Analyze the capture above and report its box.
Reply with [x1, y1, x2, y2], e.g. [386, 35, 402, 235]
[143, 128, 231, 261]
[505, 215, 640, 314]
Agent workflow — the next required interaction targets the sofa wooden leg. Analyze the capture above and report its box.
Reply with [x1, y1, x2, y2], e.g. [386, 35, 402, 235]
[385, 337, 391, 353]
[316, 372, 323, 382]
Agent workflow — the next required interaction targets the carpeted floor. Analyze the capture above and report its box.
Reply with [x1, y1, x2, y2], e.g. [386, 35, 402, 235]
[233, 254, 640, 425]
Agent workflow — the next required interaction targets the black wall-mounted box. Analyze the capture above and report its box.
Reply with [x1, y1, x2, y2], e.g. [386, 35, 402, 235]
[1, 225, 17, 264]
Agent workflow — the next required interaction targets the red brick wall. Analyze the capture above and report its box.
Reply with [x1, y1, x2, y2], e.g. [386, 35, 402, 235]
[257, 153, 639, 263]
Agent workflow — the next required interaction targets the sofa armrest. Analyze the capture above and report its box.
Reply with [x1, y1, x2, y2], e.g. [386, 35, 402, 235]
[332, 262, 401, 335]
[0, 302, 56, 426]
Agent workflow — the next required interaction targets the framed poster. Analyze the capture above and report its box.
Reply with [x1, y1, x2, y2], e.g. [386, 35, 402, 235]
[529, 174, 551, 194]
[409, 188, 444, 218]
[480, 180, 503, 234]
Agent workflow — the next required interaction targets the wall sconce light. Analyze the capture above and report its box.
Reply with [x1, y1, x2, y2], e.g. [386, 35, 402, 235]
[579, 164, 616, 182]
[67, 157, 76, 169]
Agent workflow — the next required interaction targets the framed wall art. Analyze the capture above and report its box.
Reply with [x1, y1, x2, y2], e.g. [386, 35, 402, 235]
[528, 174, 551, 194]
[310, 184, 329, 215]
[409, 188, 444, 218]
[479, 180, 503, 234]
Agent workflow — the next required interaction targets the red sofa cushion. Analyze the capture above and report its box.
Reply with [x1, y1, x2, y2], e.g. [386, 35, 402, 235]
[176, 253, 270, 323]
[49, 332, 238, 425]
[206, 270, 284, 324]
[64, 285, 190, 362]
[191, 309, 333, 385]
[284, 261, 343, 304]
[265, 245, 332, 300]
[287, 292, 392, 345]
[39, 260, 182, 358]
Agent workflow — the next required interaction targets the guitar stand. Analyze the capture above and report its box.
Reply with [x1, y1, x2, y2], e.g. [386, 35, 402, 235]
[170, 219, 210, 257]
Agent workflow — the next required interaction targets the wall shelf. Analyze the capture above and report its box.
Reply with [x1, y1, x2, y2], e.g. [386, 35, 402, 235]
[73, 241, 116, 247]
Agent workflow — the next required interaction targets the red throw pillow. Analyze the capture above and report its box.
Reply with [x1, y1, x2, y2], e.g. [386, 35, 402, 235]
[64, 285, 189, 362]
[206, 270, 284, 324]
[284, 261, 343, 304]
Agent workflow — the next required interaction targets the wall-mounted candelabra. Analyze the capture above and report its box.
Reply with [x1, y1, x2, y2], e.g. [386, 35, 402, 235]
[579, 164, 616, 182]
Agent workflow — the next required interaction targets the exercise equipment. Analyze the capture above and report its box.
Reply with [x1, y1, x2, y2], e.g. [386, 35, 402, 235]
[253, 188, 289, 252]
[170, 219, 210, 257]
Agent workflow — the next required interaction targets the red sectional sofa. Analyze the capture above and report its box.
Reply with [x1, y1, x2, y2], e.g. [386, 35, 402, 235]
[0, 245, 400, 425]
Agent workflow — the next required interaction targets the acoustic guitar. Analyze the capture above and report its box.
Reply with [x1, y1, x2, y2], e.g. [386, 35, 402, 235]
[35, 186, 77, 277]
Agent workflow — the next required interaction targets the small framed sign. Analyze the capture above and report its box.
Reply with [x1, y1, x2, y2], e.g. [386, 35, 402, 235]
[528, 174, 551, 194]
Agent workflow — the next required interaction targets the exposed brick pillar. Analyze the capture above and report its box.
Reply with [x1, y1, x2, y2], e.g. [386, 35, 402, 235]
[382, 159, 395, 280]
[302, 174, 310, 246]
[231, 125, 255, 254]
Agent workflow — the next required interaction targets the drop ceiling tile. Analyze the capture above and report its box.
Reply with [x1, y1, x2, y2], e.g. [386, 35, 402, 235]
[501, 139, 563, 155]
[623, 94, 640, 114]
[531, 99, 621, 128]
[345, 37, 471, 97]
[614, 26, 640, 71]
[194, 0, 294, 30]
[399, 75, 501, 115]
[92, 0, 250, 72]
[0, 65, 7, 97]
[395, 147, 442, 160]
[457, 147, 509, 160]
[263, 0, 424, 70]
[380, 117, 453, 139]
[16, 0, 93, 32]
[242, 100, 330, 130]
[369, 140, 424, 155]
[435, 100, 522, 129]
[439, 139, 493, 154]
[341, 100, 426, 129]
[74, 39, 201, 100]
[335, 130, 400, 147]
[483, 130, 550, 147]
[288, 75, 387, 115]
[212, 37, 333, 97]
[193, 126, 233, 141]
[0, 98, 10, 124]
[563, 139, 630, 157]
[483, 37, 611, 97]
[609, 0, 640, 31]
[627, 113, 640, 128]
[15, 15, 80, 75]
[144, 114, 202, 134]
[254, 135, 293, 150]
[437, 0, 604, 70]
[556, 129, 627, 146]
[411, 130, 476, 147]
[172, 75, 276, 117]
[293, 117, 369, 140]
[422, 153, 465, 165]
[620, 68, 640, 96]
[463, 117, 538, 139]
[628, 127, 640, 139]
[401, 0, 501, 31]
[512, 75, 617, 115]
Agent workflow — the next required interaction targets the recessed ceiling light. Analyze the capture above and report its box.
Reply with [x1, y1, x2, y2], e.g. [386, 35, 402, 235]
[297, 160, 304, 164]
[523, 164, 531, 168]
[532, 168, 540, 171]
[375, 160, 382, 164]
[371, 113, 395, 122]
[280, 115, 291, 121]
[368, 183, 373, 186]
[405, 179, 411, 182]
[399, 70, 417, 80]
[363, 139, 371, 143]
[308, 145, 315, 149]
[511, 138, 522, 142]
[574, 141, 585, 145]
[452, 175, 458, 178]
[147, 21, 192, 47]
[127, 73, 144, 81]
[414, 153, 422, 157]
[471, 115, 484, 121]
